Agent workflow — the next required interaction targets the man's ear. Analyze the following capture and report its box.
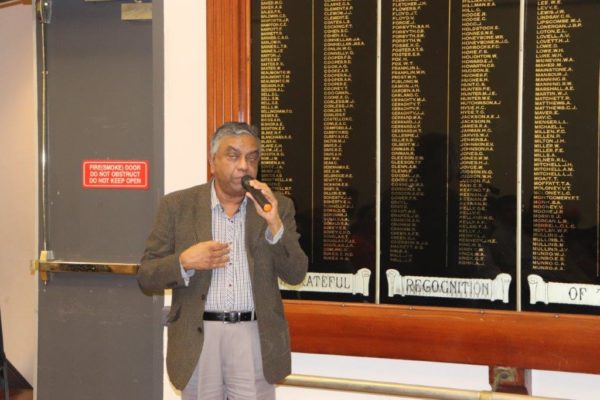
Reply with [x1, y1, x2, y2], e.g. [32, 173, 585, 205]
[208, 152, 215, 174]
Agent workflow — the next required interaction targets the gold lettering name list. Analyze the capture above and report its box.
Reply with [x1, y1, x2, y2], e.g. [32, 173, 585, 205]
[389, 0, 429, 263]
[458, 0, 507, 266]
[532, 0, 582, 271]
[322, 0, 364, 261]
[260, 0, 294, 196]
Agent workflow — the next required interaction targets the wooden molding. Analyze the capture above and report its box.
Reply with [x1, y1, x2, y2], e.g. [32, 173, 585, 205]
[284, 300, 600, 375]
[206, 0, 251, 129]
[206, 0, 251, 177]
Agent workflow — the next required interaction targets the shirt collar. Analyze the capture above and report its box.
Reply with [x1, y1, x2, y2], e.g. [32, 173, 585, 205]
[210, 179, 247, 213]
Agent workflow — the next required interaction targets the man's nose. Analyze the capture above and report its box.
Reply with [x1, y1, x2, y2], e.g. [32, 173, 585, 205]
[238, 156, 248, 170]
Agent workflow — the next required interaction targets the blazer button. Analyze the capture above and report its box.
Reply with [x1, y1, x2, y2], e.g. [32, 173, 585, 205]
[201, 294, 206, 301]
[197, 327, 203, 333]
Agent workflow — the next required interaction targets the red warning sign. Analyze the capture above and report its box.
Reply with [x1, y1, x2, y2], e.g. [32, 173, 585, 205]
[83, 160, 149, 190]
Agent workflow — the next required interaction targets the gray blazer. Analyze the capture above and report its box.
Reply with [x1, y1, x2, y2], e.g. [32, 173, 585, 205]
[138, 183, 308, 390]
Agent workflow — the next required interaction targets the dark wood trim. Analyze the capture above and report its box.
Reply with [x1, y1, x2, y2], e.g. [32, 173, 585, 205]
[207, 0, 600, 377]
[284, 300, 600, 375]
[240, 0, 251, 123]
[206, 0, 251, 179]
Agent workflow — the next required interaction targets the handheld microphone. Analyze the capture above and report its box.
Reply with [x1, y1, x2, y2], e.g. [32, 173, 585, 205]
[242, 175, 272, 212]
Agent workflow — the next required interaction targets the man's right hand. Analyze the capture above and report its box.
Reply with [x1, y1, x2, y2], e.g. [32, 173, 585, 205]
[179, 241, 230, 270]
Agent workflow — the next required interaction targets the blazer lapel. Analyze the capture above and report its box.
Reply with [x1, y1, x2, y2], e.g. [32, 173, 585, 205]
[188, 184, 214, 291]
[194, 184, 213, 242]
[245, 202, 265, 278]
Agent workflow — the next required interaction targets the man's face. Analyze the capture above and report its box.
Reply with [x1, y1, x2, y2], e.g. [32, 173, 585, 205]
[210, 134, 260, 198]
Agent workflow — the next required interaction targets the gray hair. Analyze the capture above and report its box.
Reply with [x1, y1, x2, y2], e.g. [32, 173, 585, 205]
[210, 122, 261, 158]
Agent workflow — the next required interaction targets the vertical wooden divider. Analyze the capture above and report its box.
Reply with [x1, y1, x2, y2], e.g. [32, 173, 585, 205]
[206, 0, 251, 175]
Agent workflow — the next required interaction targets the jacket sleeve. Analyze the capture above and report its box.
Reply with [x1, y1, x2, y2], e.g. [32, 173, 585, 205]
[137, 195, 187, 292]
[268, 195, 309, 285]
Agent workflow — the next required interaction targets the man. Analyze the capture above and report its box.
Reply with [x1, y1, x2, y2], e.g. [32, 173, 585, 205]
[138, 122, 308, 400]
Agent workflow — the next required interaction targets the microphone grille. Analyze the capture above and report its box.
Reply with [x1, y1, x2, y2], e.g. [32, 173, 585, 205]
[241, 175, 252, 189]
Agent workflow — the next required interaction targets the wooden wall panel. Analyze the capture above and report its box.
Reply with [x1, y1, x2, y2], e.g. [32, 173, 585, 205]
[206, 0, 250, 136]
[206, 0, 600, 376]
[284, 301, 600, 375]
